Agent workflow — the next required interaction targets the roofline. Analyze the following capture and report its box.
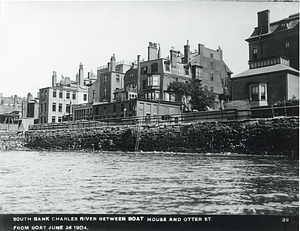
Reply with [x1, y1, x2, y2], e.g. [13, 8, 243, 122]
[232, 65, 299, 79]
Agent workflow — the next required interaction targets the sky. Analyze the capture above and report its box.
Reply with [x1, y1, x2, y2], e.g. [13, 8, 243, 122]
[0, 1, 298, 98]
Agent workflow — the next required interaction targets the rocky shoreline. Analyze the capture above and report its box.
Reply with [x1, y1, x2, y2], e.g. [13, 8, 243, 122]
[17, 116, 298, 158]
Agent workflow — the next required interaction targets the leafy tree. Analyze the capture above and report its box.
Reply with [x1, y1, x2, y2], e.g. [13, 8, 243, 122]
[167, 78, 216, 111]
[273, 96, 299, 107]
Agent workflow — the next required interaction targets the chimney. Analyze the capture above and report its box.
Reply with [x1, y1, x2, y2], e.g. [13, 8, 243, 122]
[137, 55, 141, 98]
[148, 42, 158, 61]
[52, 71, 57, 87]
[198, 43, 204, 55]
[79, 62, 84, 86]
[258, 9, 270, 35]
[158, 44, 161, 59]
[110, 54, 116, 71]
[170, 47, 178, 68]
[184, 40, 190, 64]
[217, 45, 223, 60]
[27, 92, 33, 101]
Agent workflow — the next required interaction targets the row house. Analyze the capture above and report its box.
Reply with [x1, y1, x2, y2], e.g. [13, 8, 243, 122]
[114, 41, 232, 108]
[231, 10, 299, 107]
[39, 63, 89, 123]
[73, 41, 232, 121]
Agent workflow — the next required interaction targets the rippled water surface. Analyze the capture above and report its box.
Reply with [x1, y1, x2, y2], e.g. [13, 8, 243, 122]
[0, 150, 298, 214]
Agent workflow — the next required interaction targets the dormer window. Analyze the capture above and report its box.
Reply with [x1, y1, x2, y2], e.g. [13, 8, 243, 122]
[253, 48, 258, 59]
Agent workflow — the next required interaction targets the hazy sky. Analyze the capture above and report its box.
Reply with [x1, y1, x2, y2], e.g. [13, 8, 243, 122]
[0, 1, 298, 98]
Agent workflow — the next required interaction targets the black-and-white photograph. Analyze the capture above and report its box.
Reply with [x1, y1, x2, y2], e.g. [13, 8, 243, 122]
[0, 1, 298, 230]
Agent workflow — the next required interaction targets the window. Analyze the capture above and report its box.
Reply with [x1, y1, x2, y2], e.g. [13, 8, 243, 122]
[210, 62, 213, 70]
[165, 62, 170, 71]
[151, 63, 158, 73]
[250, 86, 259, 101]
[93, 90, 95, 99]
[210, 53, 213, 58]
[66, 91, 70, 99]
[59, 91, 63, 98]
[66, 104, 70, 113]
[59, 103, 62, 112]
[83, 94, 87, 101]
[116, 75, 120, 83]
[260, 85, 266, 100]
[185, 67, 189, 75]
[253, 48, 258, 59]
[103, 89, 107, 96]
[52, 116, 56, 123]
[210, 73, 214, 81]
[286, 42, 290, 48]
[58, 117, 62, 122]
[53, 90, 57, 98]
[141, 66, 148, 74]
[44, 103, 47, 112]
[52, 103, 56, 112]
[73, 92, 76, 99]
[147, 75, 160, 86]
[195, 67, 202, 78]
[104, 75, 107, 83]
[156, 92, 160, 99]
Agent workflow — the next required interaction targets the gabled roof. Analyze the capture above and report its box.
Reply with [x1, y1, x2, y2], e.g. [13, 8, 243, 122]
[232, 64, 299, 78]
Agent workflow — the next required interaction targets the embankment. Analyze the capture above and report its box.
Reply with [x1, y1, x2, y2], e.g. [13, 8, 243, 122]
[24, 117, 299, 157]
[0, 131, 26, 150]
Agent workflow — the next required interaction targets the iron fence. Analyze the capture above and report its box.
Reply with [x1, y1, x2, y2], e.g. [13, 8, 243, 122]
[28, 105, 299, 131]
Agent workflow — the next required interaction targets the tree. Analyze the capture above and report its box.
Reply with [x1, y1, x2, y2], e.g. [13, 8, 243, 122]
[167, 78, 216, 111]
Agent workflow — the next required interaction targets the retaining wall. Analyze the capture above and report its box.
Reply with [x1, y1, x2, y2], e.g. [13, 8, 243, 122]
[24, 117, 299, 157]
[0, 131, 26, 150]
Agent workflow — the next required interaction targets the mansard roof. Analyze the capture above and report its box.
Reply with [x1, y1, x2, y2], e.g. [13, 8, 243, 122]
[247, 12, 299, 40]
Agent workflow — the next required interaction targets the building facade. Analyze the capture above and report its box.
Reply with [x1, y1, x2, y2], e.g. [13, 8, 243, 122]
[93, 98, 181, 120]
[88, 55, 134, 104]
[231, 10, 299, 107]
[39, 63, 89, 123]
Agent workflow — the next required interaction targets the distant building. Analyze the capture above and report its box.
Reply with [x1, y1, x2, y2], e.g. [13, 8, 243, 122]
[231, 10, 299, 107]
[0, 93, 25, 115]
[39, 63, 89, 123]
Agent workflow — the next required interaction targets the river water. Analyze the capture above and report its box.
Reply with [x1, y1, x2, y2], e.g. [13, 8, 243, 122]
[0, 150, 298, 214]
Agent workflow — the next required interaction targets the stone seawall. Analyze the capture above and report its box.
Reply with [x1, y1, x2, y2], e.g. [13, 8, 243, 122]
[0, 131, 26, 150]
[24, 117, 299, 157]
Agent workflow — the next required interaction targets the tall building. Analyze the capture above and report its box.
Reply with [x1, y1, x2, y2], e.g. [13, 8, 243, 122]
[88, 55, 134, 103]
[137, 41, 232, 107]
[231, 10, 299, 107]
[39, 63, 89, 123]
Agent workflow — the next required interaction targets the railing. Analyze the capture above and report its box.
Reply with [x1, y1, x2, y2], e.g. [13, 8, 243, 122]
[28, 105, 299, 131]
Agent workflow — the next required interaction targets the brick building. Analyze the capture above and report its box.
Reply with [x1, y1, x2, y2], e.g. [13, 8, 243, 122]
[231, 10, 299, 107]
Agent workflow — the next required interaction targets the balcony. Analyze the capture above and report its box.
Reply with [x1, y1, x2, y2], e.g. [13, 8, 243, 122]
[249, 56, 290, 69]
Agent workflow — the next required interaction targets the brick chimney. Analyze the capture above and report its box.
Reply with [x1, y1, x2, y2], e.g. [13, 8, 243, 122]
[170, 47, 178, 68]
[110, 54, 116, 71]
[52, 71, 57, 87]
[79, 62, 84, 86]
[258, 9, 270, 35]
[148, 42, 158, 61]
[184, 40, 190, 64]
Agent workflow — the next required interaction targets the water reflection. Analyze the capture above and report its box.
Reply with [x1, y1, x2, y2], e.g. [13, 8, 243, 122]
[0, 151, 298, 214]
